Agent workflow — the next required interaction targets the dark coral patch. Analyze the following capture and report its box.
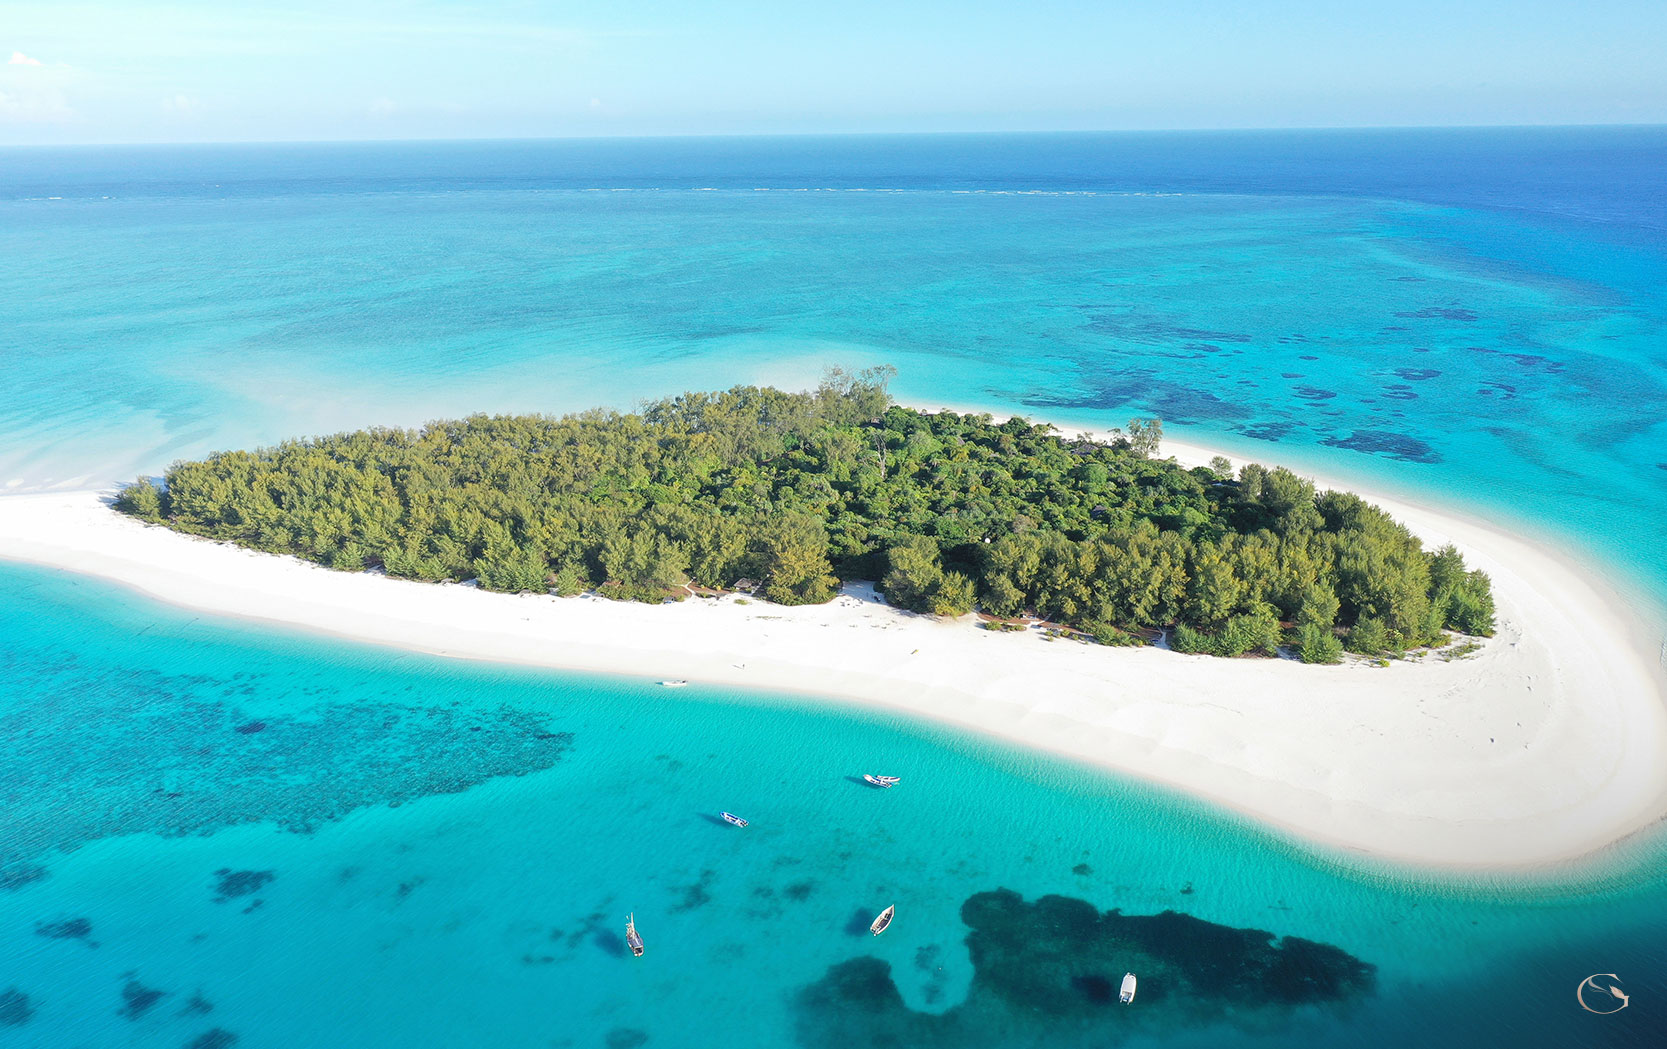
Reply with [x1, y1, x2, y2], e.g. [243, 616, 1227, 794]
[794, 889, 1374, 1048]
[179, 993, 214, 1017]
[1298, 355, 1319, 361]
[0, 864, 47, 891]
[1380, 386, 1419, 401]
[1321, 430, 1442, 464]
[1393, 368, 1441, 381]
[0, 989, 31, 1027]
[1279, 373, 1303, 379]
[119, 979, 169, 1020]
[232, 721, 266, 734]
[1024, 372, 1246, 426]
[784, 881, 816, 902]
[607, 1029, 650, 1049]
[671, 869, 716, 912]
[186, 1029, 238, 1049]
[1657, 463, 1667, 471]
[1236, 421, 1294, 443]
[1082, 317, 1253, 344]
[35, 918, 94, 945]
[1072, 863, 1092, 876]
[1468, 346, 1566, 373]
[1396, 306, 1477, 321]
[213, 869, 273, 904]
[1293, 386, 1336, 401]
[0, 672, 573, 869]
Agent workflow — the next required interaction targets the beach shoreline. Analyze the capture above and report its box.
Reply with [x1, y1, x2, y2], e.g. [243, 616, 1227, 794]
[2, 430, 1665, 872]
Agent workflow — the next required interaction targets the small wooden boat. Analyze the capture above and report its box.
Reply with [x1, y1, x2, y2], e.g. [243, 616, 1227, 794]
[625, 913, 644, 957]
[870, 905, 895, 936]
[659, 680, 688, 688]
[863, 774, 901, 788]
[1119, 972, 1137, 1003]
[721, 811, 749, 827]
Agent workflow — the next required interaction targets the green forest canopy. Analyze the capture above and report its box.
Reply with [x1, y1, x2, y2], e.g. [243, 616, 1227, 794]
[115, 369, 1494, 663]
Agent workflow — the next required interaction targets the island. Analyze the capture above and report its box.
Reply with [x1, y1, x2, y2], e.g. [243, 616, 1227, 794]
[111, 369, 1494, 664]
[0, 370, 1662, 869]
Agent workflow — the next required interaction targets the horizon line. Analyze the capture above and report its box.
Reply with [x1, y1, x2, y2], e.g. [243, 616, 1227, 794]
[4, 121, 1665, 150]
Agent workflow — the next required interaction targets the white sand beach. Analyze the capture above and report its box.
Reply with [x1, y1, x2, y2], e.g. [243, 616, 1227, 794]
[1, 438, 1664, 870]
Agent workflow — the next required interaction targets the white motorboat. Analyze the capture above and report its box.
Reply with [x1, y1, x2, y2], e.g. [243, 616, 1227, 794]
[870, 905, 896, 935]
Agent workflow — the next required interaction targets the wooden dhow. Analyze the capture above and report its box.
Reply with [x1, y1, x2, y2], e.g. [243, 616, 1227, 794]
[625, 913, 644, 957]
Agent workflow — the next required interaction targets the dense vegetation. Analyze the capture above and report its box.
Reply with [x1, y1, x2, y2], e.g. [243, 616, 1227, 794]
[116, 369, 1494, 662]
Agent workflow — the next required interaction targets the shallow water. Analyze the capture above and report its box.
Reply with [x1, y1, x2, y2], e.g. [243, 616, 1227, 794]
[1, 561, 1663, 1048]
[2, 130, 1666, 1046]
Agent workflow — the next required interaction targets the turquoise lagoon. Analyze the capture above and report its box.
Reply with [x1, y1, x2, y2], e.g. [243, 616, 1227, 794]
[2, 130, 1666, 1046]
[3, 563, 1663, 1048]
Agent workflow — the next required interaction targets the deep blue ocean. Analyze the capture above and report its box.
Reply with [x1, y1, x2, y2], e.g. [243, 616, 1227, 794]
[2, 129, 1665, 1047]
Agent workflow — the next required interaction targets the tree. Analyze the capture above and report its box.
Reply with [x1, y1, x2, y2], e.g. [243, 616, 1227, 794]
[979, 572, 1026, 618]
[113, 477, 166, 521]
[1186, 542, 1243, 625]
[881, 534, 945, 613]
[1125, 417, 1163, 458]
[1295, 623, 1344, 664]
[476, 546, 550, 594]
[753, 512, 837, 605]
[550, 563, 588, 597]
[600, 529, 688, 595]
[929, 571, 976, 617]
[1428, 544, 1468, 593]
[1294, 581, 1340, 631]
[1345, 616, 1391, 656]
[1216, 605, 1282, 656]
[1442, 570, 1496, 636]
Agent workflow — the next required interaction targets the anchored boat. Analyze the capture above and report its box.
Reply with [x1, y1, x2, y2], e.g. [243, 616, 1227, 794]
[1120, 972, 1137, 1003]
[721, 811, 749, 827]
[626, 913, 644, 958]
[863, 774, 901, 788]
[870, 905, 896, 936]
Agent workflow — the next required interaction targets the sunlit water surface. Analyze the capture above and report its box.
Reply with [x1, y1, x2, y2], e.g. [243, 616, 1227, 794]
[2, 130, 1665, 1047]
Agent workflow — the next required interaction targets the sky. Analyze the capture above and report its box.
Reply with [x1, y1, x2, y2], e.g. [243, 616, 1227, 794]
[2, 0, 1665, 144]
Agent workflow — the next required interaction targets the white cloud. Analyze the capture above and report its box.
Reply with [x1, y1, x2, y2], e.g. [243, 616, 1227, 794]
[8, 51, 43, 66]
[162, 93, 201, 115]
[368, 97, 396, 118]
